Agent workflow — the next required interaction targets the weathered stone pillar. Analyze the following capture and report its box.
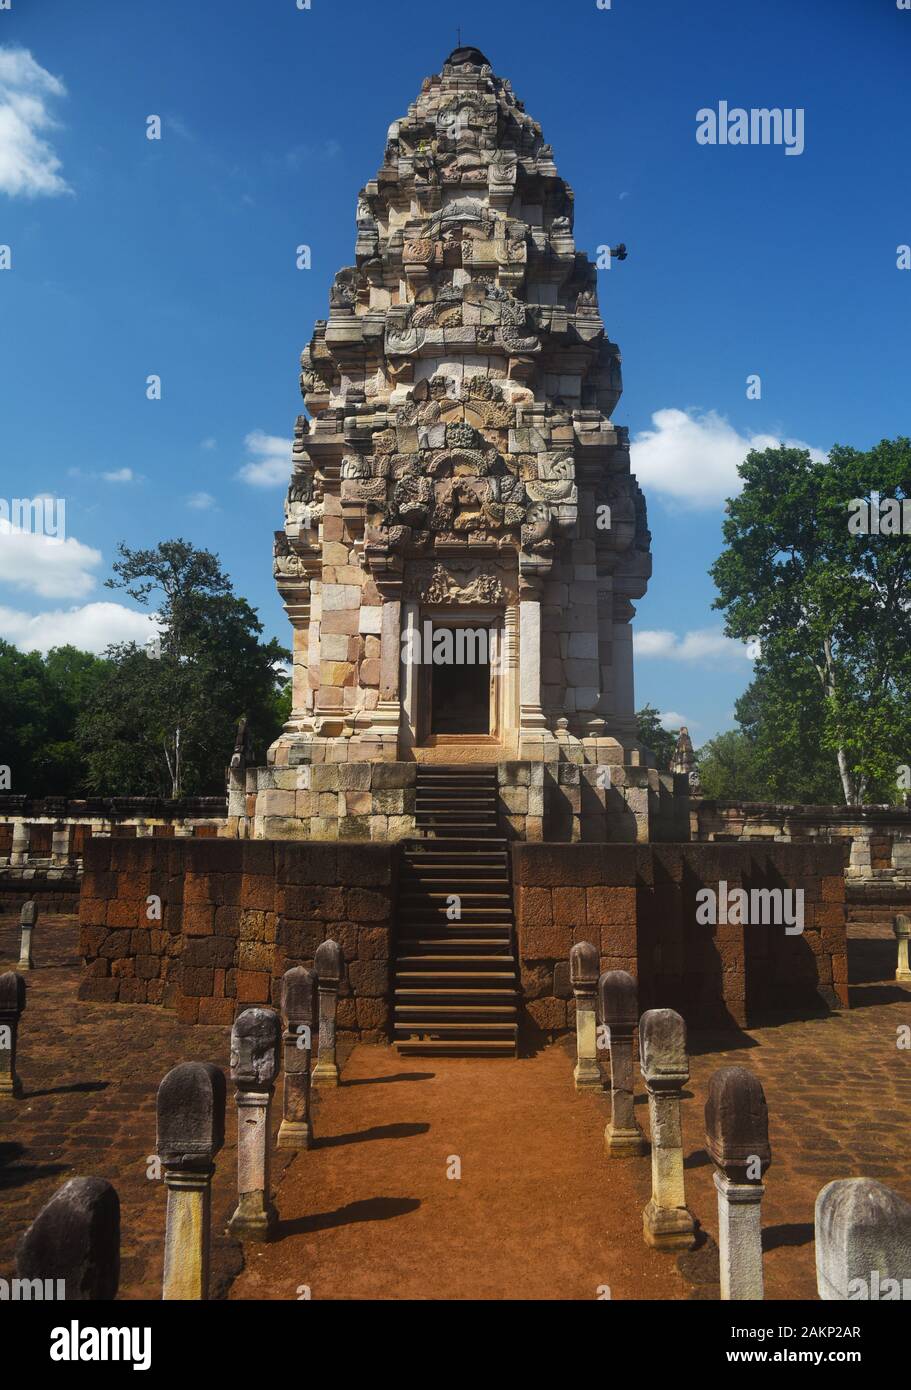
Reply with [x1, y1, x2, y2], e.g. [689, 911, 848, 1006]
[51, 823, 71, 865]
[16, 1176, 120, 1299]
[519, 583, 547, 731]
[815, 1177, 911, 1300]
[639, 1008, 696, 1250]
[0, 970, 26, 1099]
[312, 938, 345, 1087]
[599, 969, 647, 1156]
[705, 1066, 771, 1300]
[10, 819, 30, 866]
[277, 966, 317, 1149]
[611, 596, 638, 737]
[569, 941, 600, 1090]
[400, 600, 420, 750]
[17, 900, 37, 971]
[228, 1007, 281, 1241]
[893, 913, 911, 982]
[156, 1061, 226, 1300]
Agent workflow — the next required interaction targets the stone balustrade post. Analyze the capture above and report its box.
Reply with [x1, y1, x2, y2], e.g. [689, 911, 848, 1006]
[705, 1066, 771, 1299]
[17, 1176, 120, 1299]
[0, 970, 26, 1099]
[312, 939, 345, 1087]
[277, 966, 317, 1149]
[227, 1007, 281, 1241]
[639, 1008, 696, 1250]
[893, 913, 911, 982]
[18, 900, 37, 971]
[598, 969, 647, 1156]
[569, 941, 600, 1091]
[51, 823, 71, 865]
[815, 1177, 911, 1300]
[156, 1061, 226, 1300]
[10, 820, 30, 866]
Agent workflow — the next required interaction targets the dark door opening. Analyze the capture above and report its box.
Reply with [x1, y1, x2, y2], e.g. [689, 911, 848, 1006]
[429, 629, 490, 735]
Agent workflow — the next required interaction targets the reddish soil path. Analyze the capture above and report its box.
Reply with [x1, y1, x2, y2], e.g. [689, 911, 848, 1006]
[232, 1040, 692, 1302]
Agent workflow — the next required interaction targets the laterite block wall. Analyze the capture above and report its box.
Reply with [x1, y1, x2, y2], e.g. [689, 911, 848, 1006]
[512, 842, 848, 1038]
[78, 837, 397, 1041]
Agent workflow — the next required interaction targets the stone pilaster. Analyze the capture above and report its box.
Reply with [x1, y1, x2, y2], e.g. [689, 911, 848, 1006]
[569, 941, 600, 1090]
[599, 969, 647, 1156]
[277, 966, 317, 1149]
[815, 1177, 911, 1300]
[156, 1061, 226, 1300]
[639, 1008, 696, 1250]
[312, 939, 345, 1087]
[705, 1065, 771, 1300]
[0, 971, 26, 1100]
[227, 1008, 281, 1241]
[16, 1176, 120, 1300]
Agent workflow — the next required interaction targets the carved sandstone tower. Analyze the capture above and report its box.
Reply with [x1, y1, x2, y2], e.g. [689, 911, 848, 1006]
[245, 46, 668, 843]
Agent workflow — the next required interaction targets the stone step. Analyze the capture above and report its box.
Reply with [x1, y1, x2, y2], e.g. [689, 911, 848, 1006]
[396, 970, 517, 983]
[395, 1004, 517, 1018]
[395, 1039, 517, 1055]
[395, 987, 518, 1000]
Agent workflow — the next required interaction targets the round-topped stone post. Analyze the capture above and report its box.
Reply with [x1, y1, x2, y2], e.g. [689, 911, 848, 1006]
[569, 941, 601, 1091]
[17, 901, 38, 972]
[705, 1066, 771, 1299]
[815, 1177, 911, 1300]
[598, 969, 647, 1157]
[639, 1008, 696, 1250]
[0, 970, 26, 1099]
[277, 966, 317, 1149]
[156, 1061, 226, 1300]
[312, 939, 345, 1087]
[227, 1007, 281, 1241]
[16, 1176, 120, 1299]
[893, 913, 911, 981]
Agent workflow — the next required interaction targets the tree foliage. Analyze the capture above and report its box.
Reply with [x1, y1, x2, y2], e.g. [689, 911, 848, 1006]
[636, 704, 680, 770]
[710, 439, 911, 805]
[0, 541, 289, 800]
[75, 539, 289, 797]
[0, 643, 109, 796]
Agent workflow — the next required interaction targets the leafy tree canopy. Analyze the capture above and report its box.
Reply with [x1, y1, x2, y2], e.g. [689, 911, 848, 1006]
[710, 438, 911, 805]
[636, 704, 680, 771]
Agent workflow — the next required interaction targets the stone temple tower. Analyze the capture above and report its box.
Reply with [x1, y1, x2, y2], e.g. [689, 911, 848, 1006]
[240, 46, 678, 844]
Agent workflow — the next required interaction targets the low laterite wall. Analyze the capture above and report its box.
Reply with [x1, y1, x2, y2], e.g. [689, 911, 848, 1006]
[512, 842, 848, 1037]
[77, 838, 397, 1040]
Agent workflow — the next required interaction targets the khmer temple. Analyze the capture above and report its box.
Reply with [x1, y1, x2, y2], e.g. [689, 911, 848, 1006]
[237, 44, 686, 846]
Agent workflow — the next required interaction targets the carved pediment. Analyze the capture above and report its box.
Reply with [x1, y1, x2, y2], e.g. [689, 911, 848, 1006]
[404, 560, 511, 606]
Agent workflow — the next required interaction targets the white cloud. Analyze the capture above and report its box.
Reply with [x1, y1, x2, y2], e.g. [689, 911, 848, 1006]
[0, 46, 71, 198]
[630, 407, 827, 508]
[102, 467, 133, 483]
[659, 710, 692, 729]
[187, 491, 215, 510]
[635, 627, 753, 665]
[0, 601, 158, 654]
[200, 437, 217, 451]
[0, 518, 101, 598]
[237, 430, 292, 487]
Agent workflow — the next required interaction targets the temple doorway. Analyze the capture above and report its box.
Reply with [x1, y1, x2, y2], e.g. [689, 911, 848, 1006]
[428, 626, 491, 736]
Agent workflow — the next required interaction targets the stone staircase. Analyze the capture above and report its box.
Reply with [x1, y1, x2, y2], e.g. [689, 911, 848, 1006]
[392, 766, 519, 1055]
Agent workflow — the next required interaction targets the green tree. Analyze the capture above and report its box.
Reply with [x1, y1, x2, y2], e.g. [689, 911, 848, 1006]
[0, 642, 109, 796]
[76, 540, 289, 797]
[710, 439, 911, 805]
[695, 729, 767, 800]
[636, 704, 679, 770]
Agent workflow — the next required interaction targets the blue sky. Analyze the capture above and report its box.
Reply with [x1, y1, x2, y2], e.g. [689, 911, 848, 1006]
[1, 0, 909, 745]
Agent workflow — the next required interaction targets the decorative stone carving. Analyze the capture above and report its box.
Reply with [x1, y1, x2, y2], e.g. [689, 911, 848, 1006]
[404, 561, 508, 606]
